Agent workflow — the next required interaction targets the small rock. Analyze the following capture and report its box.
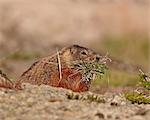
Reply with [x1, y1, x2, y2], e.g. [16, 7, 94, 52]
[95, 112, 105, 119]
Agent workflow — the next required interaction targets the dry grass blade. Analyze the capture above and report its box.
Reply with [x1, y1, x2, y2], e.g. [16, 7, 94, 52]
[56, 48, 62, 81]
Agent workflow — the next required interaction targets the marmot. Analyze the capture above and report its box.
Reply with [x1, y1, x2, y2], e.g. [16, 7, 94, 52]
[0, 45, 100, 92]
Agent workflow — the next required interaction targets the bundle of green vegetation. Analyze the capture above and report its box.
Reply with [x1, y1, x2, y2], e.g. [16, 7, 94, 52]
[72, 57, 109, 84]
[125, 70, 150, 104]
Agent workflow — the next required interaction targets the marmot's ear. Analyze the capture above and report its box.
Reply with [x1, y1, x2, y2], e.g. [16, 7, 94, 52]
[70, 46, 77, 54]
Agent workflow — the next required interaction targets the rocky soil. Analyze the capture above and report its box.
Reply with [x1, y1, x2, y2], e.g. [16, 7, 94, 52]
[0, 83, 149, 120]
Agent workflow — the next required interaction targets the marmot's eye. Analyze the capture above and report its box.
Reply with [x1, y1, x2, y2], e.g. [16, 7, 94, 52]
[81, 50, 88, 55]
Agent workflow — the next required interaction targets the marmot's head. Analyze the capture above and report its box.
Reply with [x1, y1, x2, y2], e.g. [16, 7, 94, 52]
[61, 45, 100, 65]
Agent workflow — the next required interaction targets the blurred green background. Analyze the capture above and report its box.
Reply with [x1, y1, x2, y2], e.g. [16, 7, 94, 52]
[91, 34, 149, 93]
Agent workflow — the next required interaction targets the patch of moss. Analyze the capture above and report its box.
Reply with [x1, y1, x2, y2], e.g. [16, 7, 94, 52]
[125, 92, 150, 104]
[66, 92, 105, 103]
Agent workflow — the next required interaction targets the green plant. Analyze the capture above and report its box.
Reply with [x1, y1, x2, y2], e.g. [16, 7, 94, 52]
[125, 92, 150, 104]
[125, 70, 150, 104]
[139, 70, 150, 90]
